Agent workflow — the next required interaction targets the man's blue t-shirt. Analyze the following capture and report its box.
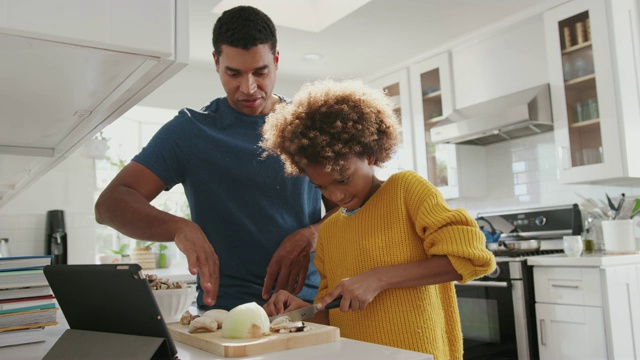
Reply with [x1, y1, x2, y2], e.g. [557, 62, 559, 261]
[132, 97, 322, 310]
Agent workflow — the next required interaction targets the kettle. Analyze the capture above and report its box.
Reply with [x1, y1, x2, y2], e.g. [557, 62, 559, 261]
[476, 217, 502, 243]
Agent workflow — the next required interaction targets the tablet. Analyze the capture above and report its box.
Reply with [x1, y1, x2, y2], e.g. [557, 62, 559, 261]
[43, 264, 178, 359]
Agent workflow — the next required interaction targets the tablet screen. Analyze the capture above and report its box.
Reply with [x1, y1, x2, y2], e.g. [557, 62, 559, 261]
[44, 264, 178, 359]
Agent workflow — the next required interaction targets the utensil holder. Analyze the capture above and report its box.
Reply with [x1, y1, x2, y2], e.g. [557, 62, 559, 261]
[602, 220, 636, 252]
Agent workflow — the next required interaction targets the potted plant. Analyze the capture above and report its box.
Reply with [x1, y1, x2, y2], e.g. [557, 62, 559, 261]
[98, 243, 127, 264]
[154, 243, 171, 268]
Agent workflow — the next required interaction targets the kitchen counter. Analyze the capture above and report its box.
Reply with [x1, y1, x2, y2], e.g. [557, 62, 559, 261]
[527, 252, 640, 267]
[0, 307, 433, 360]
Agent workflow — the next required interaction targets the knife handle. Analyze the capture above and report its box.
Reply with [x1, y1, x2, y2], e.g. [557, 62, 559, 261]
[322, 296, 342, 310]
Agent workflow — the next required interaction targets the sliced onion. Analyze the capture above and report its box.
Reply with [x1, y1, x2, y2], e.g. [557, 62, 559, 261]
[221, 302, 270, 339]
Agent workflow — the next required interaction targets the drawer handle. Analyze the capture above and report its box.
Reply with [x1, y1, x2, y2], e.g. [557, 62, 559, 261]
[551, 284, 580, 289]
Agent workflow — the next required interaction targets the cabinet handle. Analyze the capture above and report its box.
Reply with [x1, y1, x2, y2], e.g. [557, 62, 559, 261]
[540, 319, 546, 345]
[551, 284, 580, 289]
[558, 146, 571, 170]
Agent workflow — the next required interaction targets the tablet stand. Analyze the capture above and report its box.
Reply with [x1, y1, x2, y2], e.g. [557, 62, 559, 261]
[42, 329, 174, 360]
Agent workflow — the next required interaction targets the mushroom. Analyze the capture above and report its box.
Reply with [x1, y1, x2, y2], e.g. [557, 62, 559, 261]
[188, 316, 219, 333]
[202, 309, 229, 329]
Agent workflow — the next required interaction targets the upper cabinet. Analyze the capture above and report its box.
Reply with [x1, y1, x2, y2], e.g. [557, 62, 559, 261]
[544, 0, 640, 183]
[0, 0, 189, 207]
[409, 53, 486, 199]
[367, 69, 414, 180]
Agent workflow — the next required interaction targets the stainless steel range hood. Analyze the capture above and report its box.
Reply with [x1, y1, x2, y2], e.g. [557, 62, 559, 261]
[430, 84, 553, 145]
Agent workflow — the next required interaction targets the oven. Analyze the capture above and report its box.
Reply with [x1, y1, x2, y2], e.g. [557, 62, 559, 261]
[457, 204, 583, 360]
[456, 258, 537, 360]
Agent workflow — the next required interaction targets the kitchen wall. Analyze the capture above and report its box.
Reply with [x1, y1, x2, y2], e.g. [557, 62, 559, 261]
[0, 149, 97, 261]
[450, 131, 640, 217]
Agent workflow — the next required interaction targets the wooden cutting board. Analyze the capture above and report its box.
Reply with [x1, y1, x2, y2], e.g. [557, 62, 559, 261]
[168, 321, 340, 358]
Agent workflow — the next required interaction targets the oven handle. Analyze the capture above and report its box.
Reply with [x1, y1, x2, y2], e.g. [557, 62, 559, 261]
[455, 280, 509, 288]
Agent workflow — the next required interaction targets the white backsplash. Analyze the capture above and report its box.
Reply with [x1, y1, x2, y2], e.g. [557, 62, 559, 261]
[0, 149, 97, 262]
[447, 131, 640, 217]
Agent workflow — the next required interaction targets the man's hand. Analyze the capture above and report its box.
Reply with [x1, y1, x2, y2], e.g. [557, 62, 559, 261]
[173, 220, 220, 306]
[262, 226, 316, 300]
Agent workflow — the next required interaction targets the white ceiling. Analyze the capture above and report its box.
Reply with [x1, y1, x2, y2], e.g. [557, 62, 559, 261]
[188, 0, 564, 82]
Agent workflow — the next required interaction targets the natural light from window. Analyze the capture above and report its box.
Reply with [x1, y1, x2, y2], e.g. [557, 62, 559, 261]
[94, 106, 189, 269]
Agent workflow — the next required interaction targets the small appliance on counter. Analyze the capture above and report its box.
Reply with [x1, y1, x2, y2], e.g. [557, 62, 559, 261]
[45, 210, 67, 265]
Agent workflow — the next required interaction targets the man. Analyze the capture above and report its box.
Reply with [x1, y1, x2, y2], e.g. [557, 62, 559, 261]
[95, 6, 337, 310]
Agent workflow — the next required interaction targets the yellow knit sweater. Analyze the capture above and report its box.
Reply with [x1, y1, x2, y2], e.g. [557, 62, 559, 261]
[314, 170, 495, 360]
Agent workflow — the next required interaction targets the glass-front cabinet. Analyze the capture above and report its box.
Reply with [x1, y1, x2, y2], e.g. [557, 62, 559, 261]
[367, 69, 414, 180]
[544, 0, 640, 183]
[409, 53, 485, 199]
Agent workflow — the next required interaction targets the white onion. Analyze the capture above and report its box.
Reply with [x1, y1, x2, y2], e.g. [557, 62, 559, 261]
[221, 302, 270, 339]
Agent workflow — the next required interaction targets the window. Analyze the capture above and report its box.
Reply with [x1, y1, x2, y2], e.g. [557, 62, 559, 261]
[94, 106, 188, 268]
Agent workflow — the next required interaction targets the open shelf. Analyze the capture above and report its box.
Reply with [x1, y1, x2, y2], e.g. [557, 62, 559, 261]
[562, 40, 592, 54]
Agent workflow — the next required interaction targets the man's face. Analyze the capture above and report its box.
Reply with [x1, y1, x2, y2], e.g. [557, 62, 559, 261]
[213, 44, 279, 116]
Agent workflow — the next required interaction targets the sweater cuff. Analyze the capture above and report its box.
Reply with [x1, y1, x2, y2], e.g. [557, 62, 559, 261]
[447, 255, 492, 284]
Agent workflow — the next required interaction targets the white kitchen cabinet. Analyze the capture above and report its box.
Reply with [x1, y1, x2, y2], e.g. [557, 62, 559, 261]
[409, 53, 486, 199]
[451, 15, 549, 110]
[534, 265, 640, 359]
[536, 303, 606, 360]
[367, 69, 414, 180]
[544, 0, 640, 183]
[0, 0, 189, 207]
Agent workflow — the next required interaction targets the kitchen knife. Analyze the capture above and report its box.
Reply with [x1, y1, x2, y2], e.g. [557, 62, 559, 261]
[268, 297, 342, 322]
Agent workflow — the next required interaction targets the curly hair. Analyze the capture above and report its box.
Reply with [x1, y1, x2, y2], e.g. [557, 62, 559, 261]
[261, 79, 400, 176]
[212, 6, 277, 56]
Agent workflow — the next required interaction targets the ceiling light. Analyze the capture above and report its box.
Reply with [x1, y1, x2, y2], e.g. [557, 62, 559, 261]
[211, 0, 372, 33]
[302, 53, 323, 62]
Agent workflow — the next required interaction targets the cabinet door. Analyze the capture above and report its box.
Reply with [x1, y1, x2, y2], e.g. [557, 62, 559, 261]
[536, 303, 607, 359]
[602, 266, 640, 359]
[544, 0, 623, 183]
[409, 53, 484, 199]
[367, 69, 414, 180]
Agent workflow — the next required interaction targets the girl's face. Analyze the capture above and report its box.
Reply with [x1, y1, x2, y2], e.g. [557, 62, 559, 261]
[305, 156, 381, 212]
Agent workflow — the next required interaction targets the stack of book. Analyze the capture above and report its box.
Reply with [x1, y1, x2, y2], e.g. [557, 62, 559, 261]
[0, 255, 56, 347]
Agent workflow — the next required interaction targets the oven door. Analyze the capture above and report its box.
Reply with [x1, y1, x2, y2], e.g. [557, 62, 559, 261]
[455, 279, 522, 360]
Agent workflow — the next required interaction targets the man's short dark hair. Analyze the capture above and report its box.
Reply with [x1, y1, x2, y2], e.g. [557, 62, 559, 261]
[212, 6, 277, 56]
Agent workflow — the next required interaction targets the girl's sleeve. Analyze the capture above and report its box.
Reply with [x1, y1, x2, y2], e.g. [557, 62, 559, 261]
[404, 172, 496, 283]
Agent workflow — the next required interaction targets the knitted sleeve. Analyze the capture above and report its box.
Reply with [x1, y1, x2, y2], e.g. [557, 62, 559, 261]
[402, 172, 495, 283]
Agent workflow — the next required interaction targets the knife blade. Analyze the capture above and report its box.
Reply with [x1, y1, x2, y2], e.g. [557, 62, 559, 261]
[268, 297, 342, 322]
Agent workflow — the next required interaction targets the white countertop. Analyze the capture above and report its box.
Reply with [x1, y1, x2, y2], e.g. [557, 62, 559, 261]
[0, 306, 432, 360]
[527, 252, 640, 267]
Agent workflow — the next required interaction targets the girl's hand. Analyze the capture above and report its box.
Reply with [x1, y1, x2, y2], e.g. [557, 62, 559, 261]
[262, 289, 310, 317]
[319, 269, 383, 312]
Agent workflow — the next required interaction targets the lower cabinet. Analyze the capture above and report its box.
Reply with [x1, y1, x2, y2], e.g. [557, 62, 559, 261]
[536, 303, 606, 359]
[534, 265, 640, 359]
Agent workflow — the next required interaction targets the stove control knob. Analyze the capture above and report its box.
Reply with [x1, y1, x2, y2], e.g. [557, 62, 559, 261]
[535, 216, 547, 226]
[486, 266, 501, 279]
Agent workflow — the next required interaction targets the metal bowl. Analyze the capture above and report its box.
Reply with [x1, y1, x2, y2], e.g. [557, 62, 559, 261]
[502, 239, 541, 251]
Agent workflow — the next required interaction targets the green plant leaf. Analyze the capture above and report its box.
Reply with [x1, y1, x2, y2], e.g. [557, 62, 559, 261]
[111, 243, 129, 255]
[158, 243, 168, 253]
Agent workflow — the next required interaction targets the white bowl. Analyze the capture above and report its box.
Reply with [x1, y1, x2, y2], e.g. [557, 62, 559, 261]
[152, 285, 196, 323]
